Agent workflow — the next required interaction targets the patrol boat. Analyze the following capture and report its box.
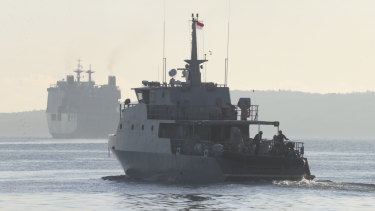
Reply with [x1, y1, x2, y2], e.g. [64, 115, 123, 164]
[109, 15, 314, 183]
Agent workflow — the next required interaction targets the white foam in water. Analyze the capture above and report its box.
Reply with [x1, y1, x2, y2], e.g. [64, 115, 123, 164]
[273, 177, 375, 193]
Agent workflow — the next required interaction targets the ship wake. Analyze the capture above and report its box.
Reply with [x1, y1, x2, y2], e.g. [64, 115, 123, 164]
[272, 179, 375, 192]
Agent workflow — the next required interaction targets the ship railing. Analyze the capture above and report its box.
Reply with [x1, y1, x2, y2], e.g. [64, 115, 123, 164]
[121, 104, 137, 110]
[200, 83, 227, 88]
[146, 105, 236, 120]
[120, 103, 138, 111]
[267, 140, 305, 158]
[155, 82, 227, 88]
[294, 141, 305, 157]
[170, 138, 305, 158]
[213, 84, 227, 87]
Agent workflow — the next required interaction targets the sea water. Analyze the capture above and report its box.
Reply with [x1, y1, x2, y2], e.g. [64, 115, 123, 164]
[0, 137, 374, 210]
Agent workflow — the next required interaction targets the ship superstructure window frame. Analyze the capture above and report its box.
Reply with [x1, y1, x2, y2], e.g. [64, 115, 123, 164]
[158, 123, 249, 142]
[135, 89, 150, 104]
[136, 92, 143, 102]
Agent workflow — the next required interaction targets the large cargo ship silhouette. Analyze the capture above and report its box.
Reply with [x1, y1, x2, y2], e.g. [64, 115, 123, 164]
[46, 61, 121, 138]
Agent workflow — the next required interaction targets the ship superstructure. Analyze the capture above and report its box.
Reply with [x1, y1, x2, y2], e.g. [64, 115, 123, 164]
[109, 15, 314, 182]
[46, 61, 121, 138]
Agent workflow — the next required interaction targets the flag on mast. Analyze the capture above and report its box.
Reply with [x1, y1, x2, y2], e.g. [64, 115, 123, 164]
[196, 21, 204, 29]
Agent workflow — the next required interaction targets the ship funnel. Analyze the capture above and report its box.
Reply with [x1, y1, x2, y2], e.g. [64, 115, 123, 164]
[108, 76, 116, 86]
[67, 75, 74, 84]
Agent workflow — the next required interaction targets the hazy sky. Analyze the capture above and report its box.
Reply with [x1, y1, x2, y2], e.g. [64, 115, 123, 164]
[1, 0, 375, 112]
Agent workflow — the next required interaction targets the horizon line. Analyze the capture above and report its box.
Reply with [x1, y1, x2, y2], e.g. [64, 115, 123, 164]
[1, 89, 374, 114]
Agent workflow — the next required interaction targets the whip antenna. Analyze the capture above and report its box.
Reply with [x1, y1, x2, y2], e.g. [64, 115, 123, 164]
[225, 0, 231, 86]
[162, 0, 166, 84]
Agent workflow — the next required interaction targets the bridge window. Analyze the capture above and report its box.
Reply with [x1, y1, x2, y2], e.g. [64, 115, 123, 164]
[135, 90, 150, 104]
[136, 92, 143, 102]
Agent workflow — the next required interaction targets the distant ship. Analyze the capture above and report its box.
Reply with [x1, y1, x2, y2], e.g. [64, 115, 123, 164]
[46, 61, 121, 138]
[109, 14, 314, 183]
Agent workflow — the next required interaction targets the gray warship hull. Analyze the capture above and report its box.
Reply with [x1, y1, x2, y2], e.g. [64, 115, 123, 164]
[110, 148, 312, 183]
[112, 149, 225, 183]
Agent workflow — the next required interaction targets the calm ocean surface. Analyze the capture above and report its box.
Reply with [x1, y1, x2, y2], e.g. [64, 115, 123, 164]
[0, 137, 374, 210]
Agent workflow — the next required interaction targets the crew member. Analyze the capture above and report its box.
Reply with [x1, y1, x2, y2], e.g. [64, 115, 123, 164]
[253, 131, 263, 155]
[276, 130, 289, 143]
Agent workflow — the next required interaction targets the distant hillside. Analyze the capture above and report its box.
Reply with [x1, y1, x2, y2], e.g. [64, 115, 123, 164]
[0, 91, 374, 139]
[231, 90, 375, 139]
[0, 110, 50, 137]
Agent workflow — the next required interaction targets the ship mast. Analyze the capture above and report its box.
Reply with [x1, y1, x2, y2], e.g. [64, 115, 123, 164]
[86, 64, 95, 84]
[74, 59, 83, 83]
[184, 13, 206, 86]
